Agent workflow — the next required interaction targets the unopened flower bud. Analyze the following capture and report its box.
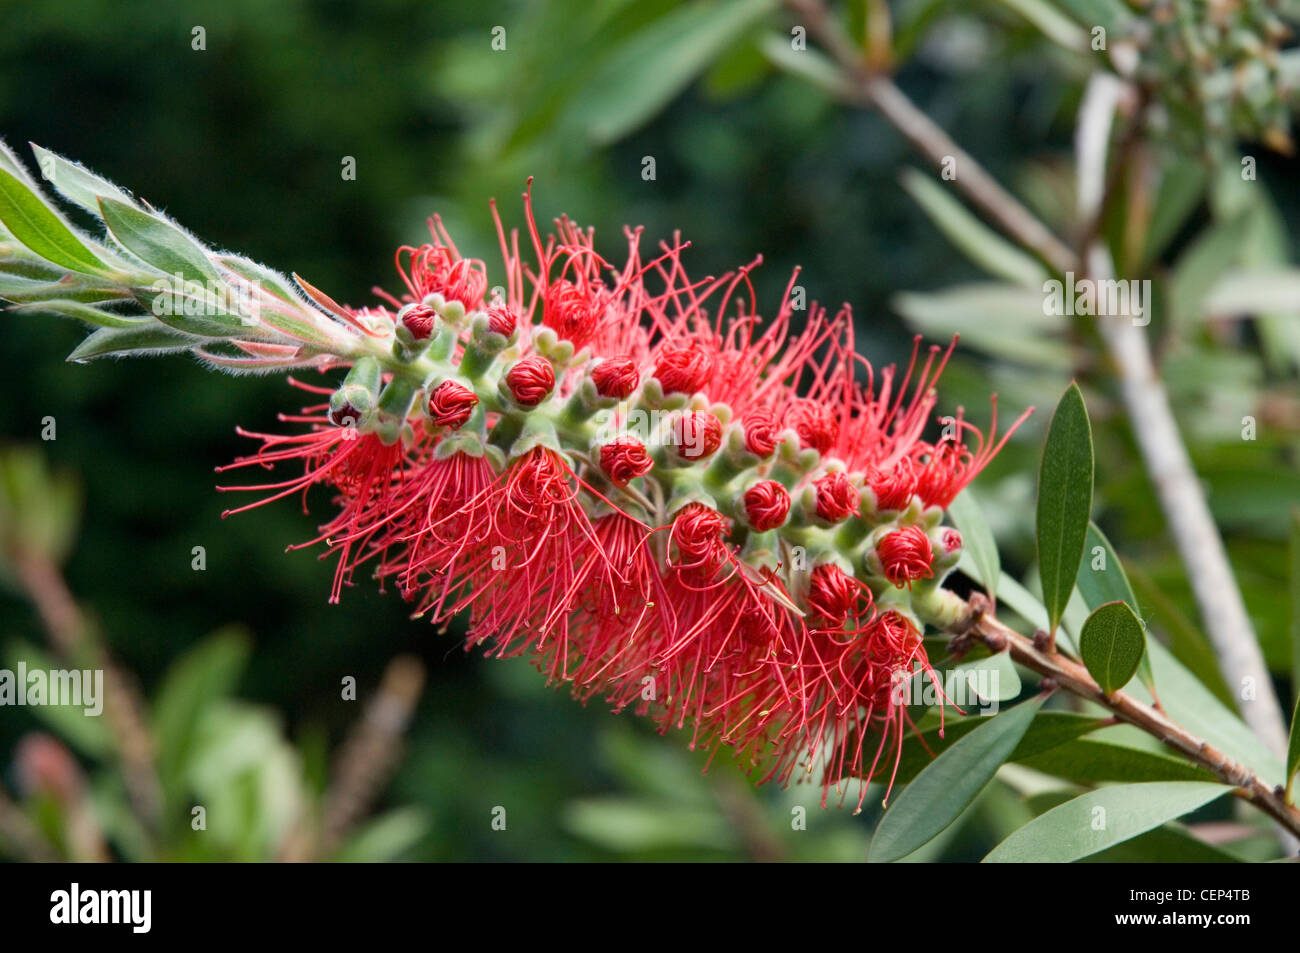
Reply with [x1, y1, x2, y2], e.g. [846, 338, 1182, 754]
[742, 480, 790, 531]
[503, 356, 556, 407]
[427, 380, 479, 430]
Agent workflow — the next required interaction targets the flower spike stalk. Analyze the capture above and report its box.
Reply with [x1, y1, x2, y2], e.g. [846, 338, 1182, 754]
[0, 142, 1031, 810]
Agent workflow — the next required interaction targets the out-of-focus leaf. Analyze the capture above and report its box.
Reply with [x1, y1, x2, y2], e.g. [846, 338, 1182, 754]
[894, 284, 1071, 368]
[900, 169, 1047, 288]
[1142, 157, 1207, 267]
[566, 0, 777, 146]
[563, 797, 734, 852]
[1291, 508, 1300, 717]
[994, 0, 1088, 51]
[869, 696, 1044, 863]
[758, 32, 844, 97]
[3, 641, 111, 758]
[1286, 695, 1300, 803]
[332, 807, 430, 862]
[947, 490, 999, 600]
[0, 168, 107, 274]
[1036, 382, 1093, 636]
[1079, 600, 1145, 694]
[152, 628, 252, 787]
[1169, 213, 1249, 328]
[947, 650, 1021, 703]
[983, 781, 1231, 862]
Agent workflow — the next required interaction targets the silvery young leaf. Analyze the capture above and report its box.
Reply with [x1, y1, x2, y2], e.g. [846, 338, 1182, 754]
[98, 197, 217, 283]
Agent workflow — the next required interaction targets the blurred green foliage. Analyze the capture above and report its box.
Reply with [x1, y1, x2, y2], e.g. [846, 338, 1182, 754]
[2, 0, 1298, 860]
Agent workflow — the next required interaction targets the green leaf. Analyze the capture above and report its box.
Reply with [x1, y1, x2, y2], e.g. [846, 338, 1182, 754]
[98, 197, 217, 283]
[947, 491, 999, 601]
[893, 283, 1071, 369]
[983, 781, 1231, 862]
[564, 797, 734, 852]
[1285, 695, 1299, 804]
[29, 143, 135, 216]
[1290, 508, 1300, 732]
[0, 168, 107, 274]
[66, 324, 195, 362]
[332, 807, 430, 862]
[1036, 382, 1093, 635]
[868, 695, 1045, 863]
[1017, 736, 1213, 784]
[567, 0, 777, 146]
[900, 169, 1048, 288]
[1081, 825, 1241, 863]
[888, 711, 1107, 785]
[3, 641, 111, 758]
[1077, 523, 1137, 611]
[1080, 600, 1146, 694]
[1077, 522, 1156, 695]
[8, 298, 145, 330]
[152, 628, 252, 787]
[0, 273, 131, 305]
[947, 650, 1021, 703]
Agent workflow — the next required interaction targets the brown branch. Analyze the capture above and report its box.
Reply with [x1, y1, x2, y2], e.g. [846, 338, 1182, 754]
[11, 550, 163, 834]
[952, 594, 1300, 844]
[286, 654, 426, 861]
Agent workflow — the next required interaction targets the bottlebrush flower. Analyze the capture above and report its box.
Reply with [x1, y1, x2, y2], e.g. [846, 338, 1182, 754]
[3, 150, 1031, 810]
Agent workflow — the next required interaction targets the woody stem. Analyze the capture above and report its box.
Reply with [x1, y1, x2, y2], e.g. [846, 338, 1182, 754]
[949, 593, 1300, 843]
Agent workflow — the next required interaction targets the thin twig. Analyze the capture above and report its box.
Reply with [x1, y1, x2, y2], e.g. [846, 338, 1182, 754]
[307, 654, 426, 860]
[952, 594, 1300, 845]
[12, 550, 164, 835]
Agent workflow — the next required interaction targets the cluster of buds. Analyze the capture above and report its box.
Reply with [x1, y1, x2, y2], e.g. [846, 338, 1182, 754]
[0, 147, 1030, 808]
[1115, 0, 1298, 155]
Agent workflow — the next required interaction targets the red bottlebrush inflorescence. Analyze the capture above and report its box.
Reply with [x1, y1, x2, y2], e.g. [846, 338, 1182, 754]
[218, 190, 1031, 810]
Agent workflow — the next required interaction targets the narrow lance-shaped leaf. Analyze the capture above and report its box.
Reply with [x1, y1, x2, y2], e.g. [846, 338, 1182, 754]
[1078, 521, 1156, 696]
[983, 781, 1231, 863]
[567, 0, 777, 146]
[29, 143, 136, 215]
[948, 489, 999, 602]
[1036, 381, 1093, 636]
[868, 695, 1046, 863]
[0, 168, 108, 274]
[67, 324, 196, 363]
[900, 168, 1048, 288]
[1080, 600, 1146, 695]
[98, 197, 218, 284]
[8, 298, 147, 330]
